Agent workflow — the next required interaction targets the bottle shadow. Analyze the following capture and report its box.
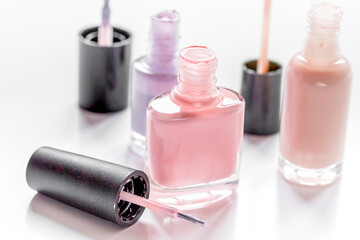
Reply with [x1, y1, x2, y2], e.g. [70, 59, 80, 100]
[242, 133, 279, 159]
[276, 173, 341, 238]
[241, 134, 279, 182]
[79, 109, 118, 125]
[75, 107, 131, 154]
[243, 133, 278, 145]
[78, 108, 129, 127]
[26, 193, 156, 240]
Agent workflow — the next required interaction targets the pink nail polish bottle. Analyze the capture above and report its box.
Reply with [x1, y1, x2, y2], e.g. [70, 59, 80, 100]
[146, 46, 245, 207]
[279, 2, 352, 186]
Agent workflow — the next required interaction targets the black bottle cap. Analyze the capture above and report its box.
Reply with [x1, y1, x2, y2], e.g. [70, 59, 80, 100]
[241, 60, 282, 135]
[79, 26, 132, 113]
[26, 147, 149, 228]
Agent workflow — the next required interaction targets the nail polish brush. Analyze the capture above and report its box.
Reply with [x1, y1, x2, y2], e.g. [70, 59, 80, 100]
[120, 191, 206, 226]
[98, 0, 113, 46]
[257, 0, 272, 74]
[26, 147, 205, 228]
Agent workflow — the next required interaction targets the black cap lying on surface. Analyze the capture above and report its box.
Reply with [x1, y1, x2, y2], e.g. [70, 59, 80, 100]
[26, 147, 149, 228]
[241, 60, 282, 135]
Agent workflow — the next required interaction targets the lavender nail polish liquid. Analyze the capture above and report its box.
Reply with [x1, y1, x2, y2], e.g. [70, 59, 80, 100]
[130, 10, 180, 156]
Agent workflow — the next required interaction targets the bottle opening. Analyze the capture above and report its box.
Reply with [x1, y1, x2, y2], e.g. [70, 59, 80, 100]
[175, 46, 218, 101]
[152, 10, 180, 22]
[311, 1, 342, 17]
[180, 46, 216, 64]
[148, 10, 180, 59]
[308, 2, 343, 33]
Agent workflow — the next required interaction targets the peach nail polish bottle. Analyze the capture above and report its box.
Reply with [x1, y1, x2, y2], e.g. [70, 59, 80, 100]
[146, 46, 245, 207]
[279, 2, 352, 186]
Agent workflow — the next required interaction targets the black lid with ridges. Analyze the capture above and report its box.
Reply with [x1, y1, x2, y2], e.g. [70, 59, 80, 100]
[26, 146, 149, 228]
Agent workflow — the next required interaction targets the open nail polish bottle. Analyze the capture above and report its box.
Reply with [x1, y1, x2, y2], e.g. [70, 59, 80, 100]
[279, 2, 352, 186]
[130, 10, 180, 155]
[146, 46, 245, 208]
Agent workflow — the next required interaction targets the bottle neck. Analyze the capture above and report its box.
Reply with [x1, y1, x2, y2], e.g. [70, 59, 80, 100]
[303, 33, 340, 61]
[173, 46, 219, 104]
[146, 10, 180, 66]
[302, 2, 343, 63]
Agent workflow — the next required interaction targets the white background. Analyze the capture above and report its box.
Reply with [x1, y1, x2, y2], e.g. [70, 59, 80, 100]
[1, 0, 359, 239]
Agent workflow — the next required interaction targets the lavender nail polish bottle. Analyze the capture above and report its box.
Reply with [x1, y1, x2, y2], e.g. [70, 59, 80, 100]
[131, 10, 180, 155]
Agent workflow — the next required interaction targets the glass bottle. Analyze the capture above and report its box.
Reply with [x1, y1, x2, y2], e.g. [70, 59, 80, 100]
[146, 46, 245, 207]
[131, 10, 180, 156]
[279, 2, 352, 186]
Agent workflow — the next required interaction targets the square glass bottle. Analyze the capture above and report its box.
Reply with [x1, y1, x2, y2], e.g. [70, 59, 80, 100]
[146, 46, 245, 208]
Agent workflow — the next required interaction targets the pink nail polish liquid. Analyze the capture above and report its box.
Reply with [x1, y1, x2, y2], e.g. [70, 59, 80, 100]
[279, 2, 352, 186]
[146, 46, 245, 208]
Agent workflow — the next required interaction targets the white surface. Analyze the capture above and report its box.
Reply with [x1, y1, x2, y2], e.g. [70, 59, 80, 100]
[1, 0, 359, 239]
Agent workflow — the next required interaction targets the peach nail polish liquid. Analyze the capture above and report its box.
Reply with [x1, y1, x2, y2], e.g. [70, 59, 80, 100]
[279, 2, 352, 186]
[146, 46, 245, 208]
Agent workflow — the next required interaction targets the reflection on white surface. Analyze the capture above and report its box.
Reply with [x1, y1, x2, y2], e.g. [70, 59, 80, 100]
[79, 109, 117, 125]
[26, 192, 238, 240]
[150, 193, 238, 240]
[240, 133, 342, 240]
[27, 194, 157, 240]
[124, 146, 147, 172]
[277, 174, 340, 240]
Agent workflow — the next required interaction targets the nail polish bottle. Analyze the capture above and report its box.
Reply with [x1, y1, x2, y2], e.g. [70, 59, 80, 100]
[279, 2, 352, 186]
[146, 46, 245, 207]
[131, 10, 180, 155]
